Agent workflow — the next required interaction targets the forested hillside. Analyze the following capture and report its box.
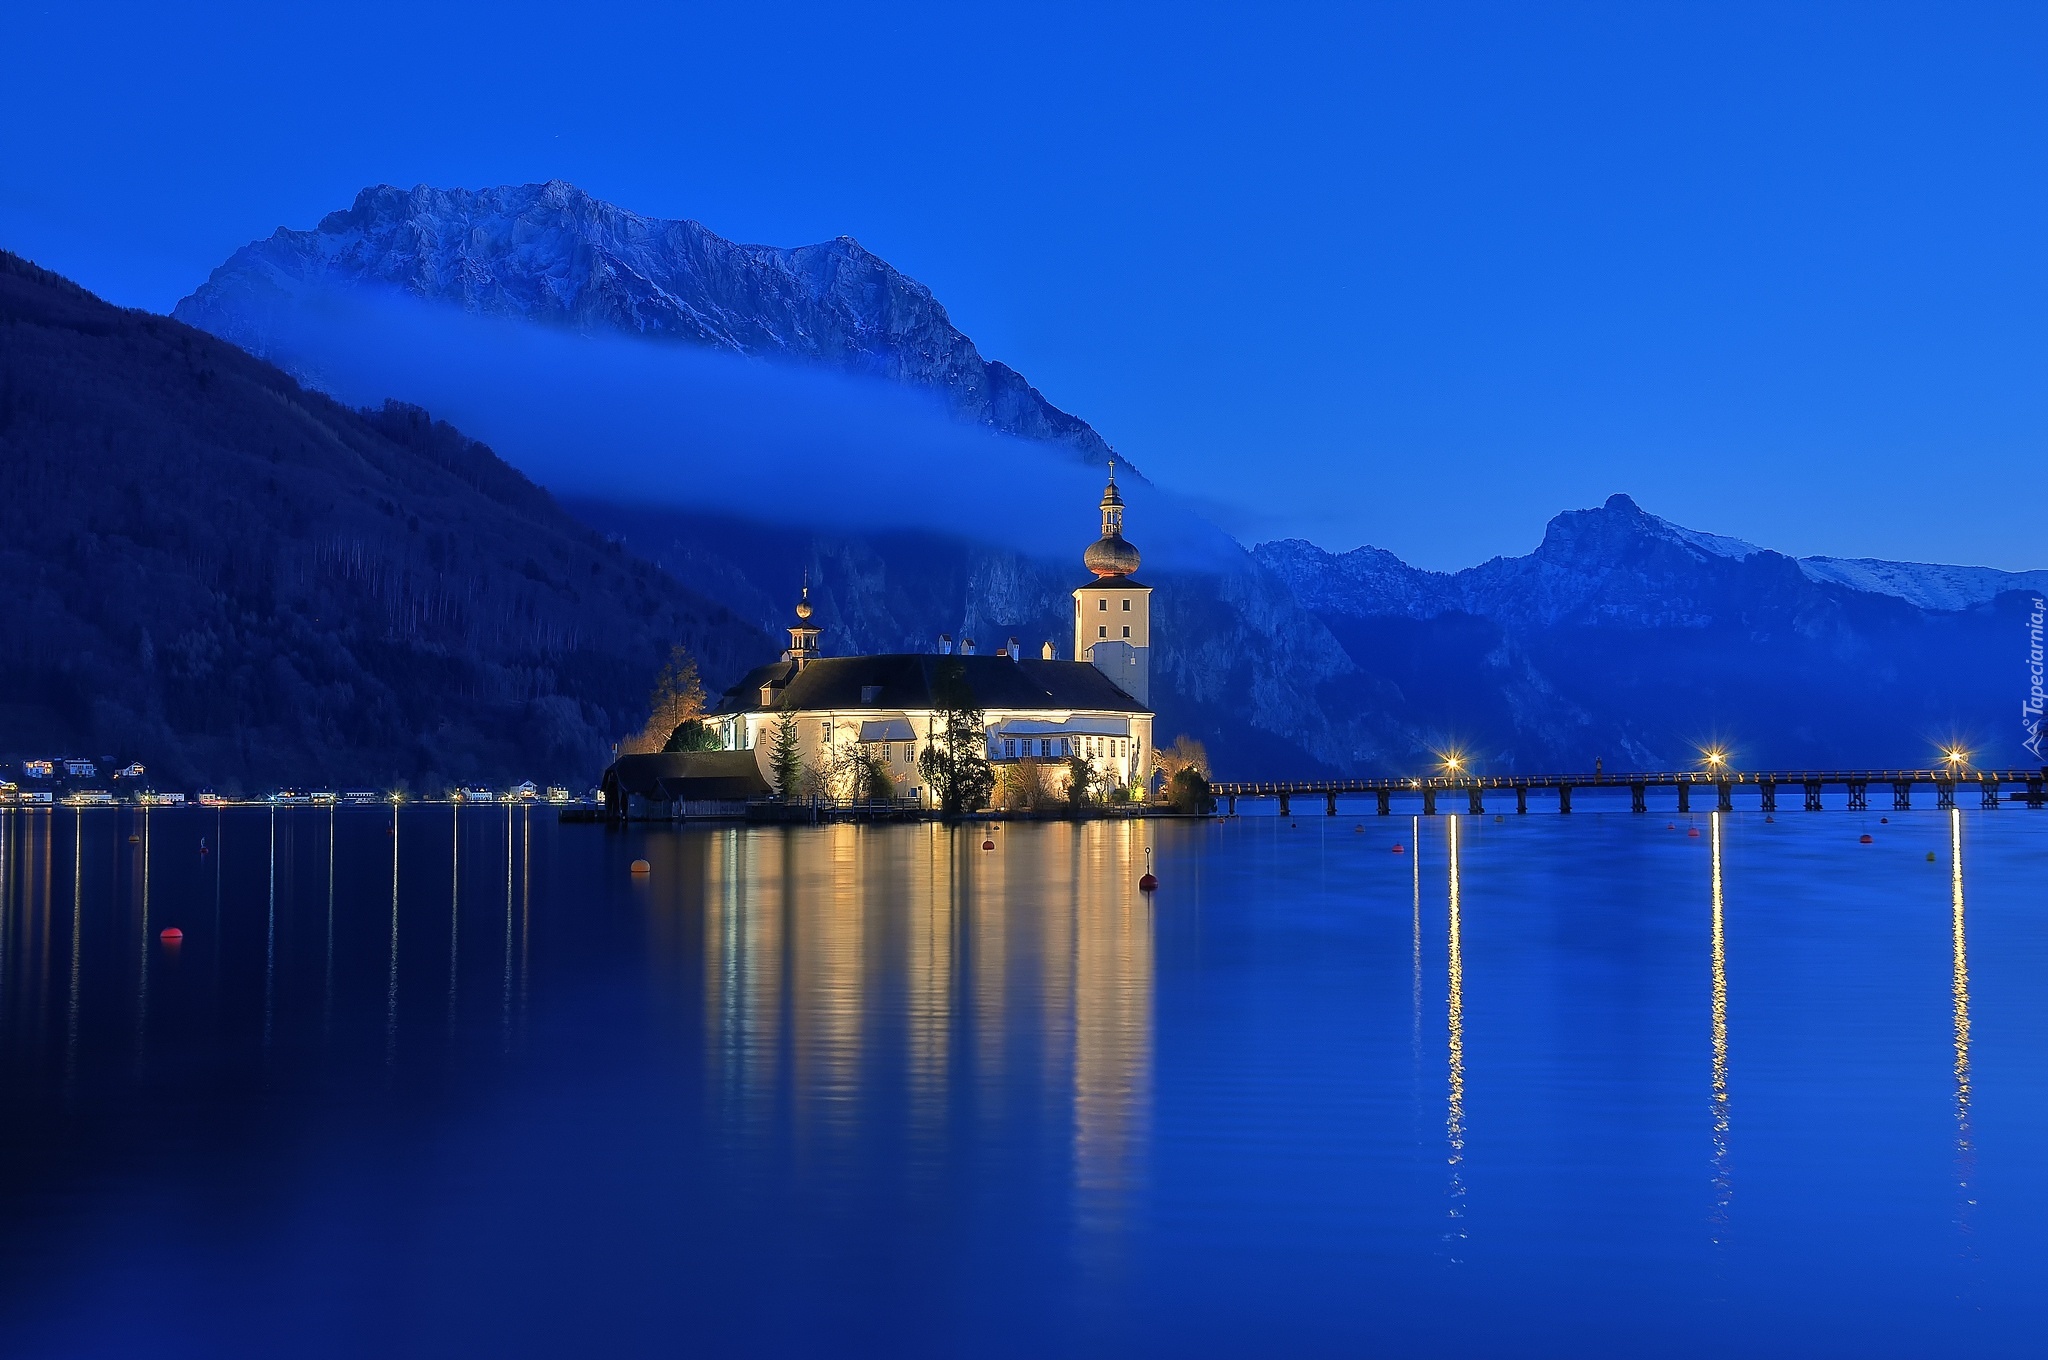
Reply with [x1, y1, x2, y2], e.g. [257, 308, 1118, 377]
[0, 252, 767, 790]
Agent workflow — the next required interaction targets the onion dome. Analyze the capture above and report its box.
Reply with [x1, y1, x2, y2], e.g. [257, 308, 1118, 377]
[1083, 464, 1141, 578]
[794, 587, 813, 621]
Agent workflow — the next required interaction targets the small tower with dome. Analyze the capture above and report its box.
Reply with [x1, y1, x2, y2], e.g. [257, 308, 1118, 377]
[1073, 462, 1152, 705]
[784, 578, 820, 669]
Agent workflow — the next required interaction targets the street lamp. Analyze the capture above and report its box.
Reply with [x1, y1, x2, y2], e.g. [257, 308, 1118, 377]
[1942, 746, 1969, 774]
[1702, 747, 1728, 774]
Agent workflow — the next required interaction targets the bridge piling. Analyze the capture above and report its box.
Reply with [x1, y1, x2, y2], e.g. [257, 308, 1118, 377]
[1559, 785, 1573, 814]
[1981, 777, 1999, 809]
[1677, 783, 1690, 814]
[1376, 789, 1391, 815]
[1760, 781, 1776, 813]
[1937, 780, 1956, 810]
[1717, 781, 1733, 813]
[1422, 788, 1436, 816]
[1847, 781, 1868, 811]
[1630, 783, 1646, 813]
[1893, 782, 1911, 811]
[1278, 792, 1291, 818]
[2028, 778, 2044, 809]
[1468, 786, 1484, 815]
[1516, 787, 1528, 815]
[1326, 792, 1337, 816]
[1804, 781, 1824, 812]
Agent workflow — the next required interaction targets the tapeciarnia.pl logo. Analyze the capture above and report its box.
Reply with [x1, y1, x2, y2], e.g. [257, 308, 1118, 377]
[2026, 596, 2045, 760]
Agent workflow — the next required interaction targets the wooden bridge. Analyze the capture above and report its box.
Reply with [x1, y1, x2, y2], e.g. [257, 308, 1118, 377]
[1209, 769, 2048, 816]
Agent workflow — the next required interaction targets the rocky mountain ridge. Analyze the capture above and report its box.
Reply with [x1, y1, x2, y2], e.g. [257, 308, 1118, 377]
[173, 181, 1117, 467]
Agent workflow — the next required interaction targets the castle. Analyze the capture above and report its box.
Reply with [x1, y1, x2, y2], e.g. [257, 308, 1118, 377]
[708, 466, 1157, 806]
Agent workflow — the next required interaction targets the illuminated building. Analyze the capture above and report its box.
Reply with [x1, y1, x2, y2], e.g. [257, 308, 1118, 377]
[705, 468, 1158, 805]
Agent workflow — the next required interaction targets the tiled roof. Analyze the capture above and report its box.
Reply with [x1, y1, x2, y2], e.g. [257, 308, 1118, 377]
[714, 654, 1149, 716]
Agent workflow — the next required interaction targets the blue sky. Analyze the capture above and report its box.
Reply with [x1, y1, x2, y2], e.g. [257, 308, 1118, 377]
[4, 1, 2043, 570]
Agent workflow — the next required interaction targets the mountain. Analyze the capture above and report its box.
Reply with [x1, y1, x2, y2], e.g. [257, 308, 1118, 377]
[0, 250, 769, 791]
[1255, 495, 2037, 770]
[170, 183, 2043, 776]
[173, 181, 1117, 467]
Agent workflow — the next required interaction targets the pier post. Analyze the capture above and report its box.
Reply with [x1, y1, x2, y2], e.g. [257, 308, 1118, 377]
[1630, 784, 1646, 813]
[1760, 781, 1776, 813]
[1227, 793, 1237, 816]
[1422, 788, 1436, 816]
[1278, 792, 1291, 818]
[1326, 791, 1337, 816]
[1468, 786, 1484, 816]
[2027, 778, 2043, 809]
[1846, 782, 1867, 811]
[1892, 782, 1911, 811]
[1558, 785, 1573, 814]
[1516, 787, 1528, 815]
[1937, 780, 1956, 810]
[1717, 782, 1733, 813]
[1376, 789, 1391, 816]
[1677, 782, 1690, 814]
[1804, 781, 1824, 812]
[1981, 777, 1999, 809]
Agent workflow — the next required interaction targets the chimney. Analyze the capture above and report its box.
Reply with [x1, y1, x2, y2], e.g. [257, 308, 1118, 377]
[1041, 640, 1056, 660]
[960, 637, 976, 656]
[1007, 637, 1021, 660]
[938, 634, 952, 655]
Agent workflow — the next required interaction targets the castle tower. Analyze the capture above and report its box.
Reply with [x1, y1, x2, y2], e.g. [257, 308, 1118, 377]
[1073, 464, 1151, 705]
[784, 579, 820, 669]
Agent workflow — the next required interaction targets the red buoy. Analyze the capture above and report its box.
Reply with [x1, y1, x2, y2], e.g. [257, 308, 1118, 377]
[1139, 872, 1158, 891]
[1859, 834, 1873, 844]
[982, 839, 995, 850]
[1880, 816, 1889, 824]
[1687, 827, 1700, 838]
[1392, 843, 1405, 854]
[160, 927, 183, 943]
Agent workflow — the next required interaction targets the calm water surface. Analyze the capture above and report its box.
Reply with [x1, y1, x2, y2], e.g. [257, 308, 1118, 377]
[0, 803, 2043, 1356]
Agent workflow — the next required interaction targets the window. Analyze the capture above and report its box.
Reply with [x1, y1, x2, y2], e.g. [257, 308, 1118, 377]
[1098, 598, 1107, 611]
[1121, 626, 1130, 638]
[1122, 598, 1130, 611]
[1098, 625, 1106, 638]
[821, 721, 831, 744]
[1040, 739, 1052, 757]
[1004, 739, 1016, 758]
[903, 742, 915, 763]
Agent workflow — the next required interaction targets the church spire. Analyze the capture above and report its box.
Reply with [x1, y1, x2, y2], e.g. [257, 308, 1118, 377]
[1083, 461, 1140, 579]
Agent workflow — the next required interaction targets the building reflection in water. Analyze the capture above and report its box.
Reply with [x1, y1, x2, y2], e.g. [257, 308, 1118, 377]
[693, 822, 1153, 1238]
[1949, 808, 1974, 1237]
[1445, 814, 1466, 1256]
[1709, 811, 1731, 1239]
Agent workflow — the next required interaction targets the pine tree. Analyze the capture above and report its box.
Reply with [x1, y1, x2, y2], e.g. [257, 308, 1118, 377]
[768, 717, 804, 800]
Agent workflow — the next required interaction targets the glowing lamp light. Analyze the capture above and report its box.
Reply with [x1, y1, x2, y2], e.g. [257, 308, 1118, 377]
[1702, 748, 1728, 770]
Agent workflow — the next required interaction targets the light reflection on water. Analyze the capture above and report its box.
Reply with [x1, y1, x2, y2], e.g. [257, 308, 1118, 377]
[0, 806, 2041, 1355]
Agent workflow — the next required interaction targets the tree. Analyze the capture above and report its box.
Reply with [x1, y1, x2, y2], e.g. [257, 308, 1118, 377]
[1064, 754, 1096, 810]
[916, 661, 995, 816]
[1004, 756, 1049, 812]
[662, 719, 722, 752]
[829, 741, 895, 803]
[628, 644, 708, 754]
[1153, 734, 1210, 800]
[1166, 766, 1216, 815]
[768, 717, 804, 800]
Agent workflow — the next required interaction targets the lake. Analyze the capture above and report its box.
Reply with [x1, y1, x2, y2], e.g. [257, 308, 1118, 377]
[0, 802, 2042, 1356]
